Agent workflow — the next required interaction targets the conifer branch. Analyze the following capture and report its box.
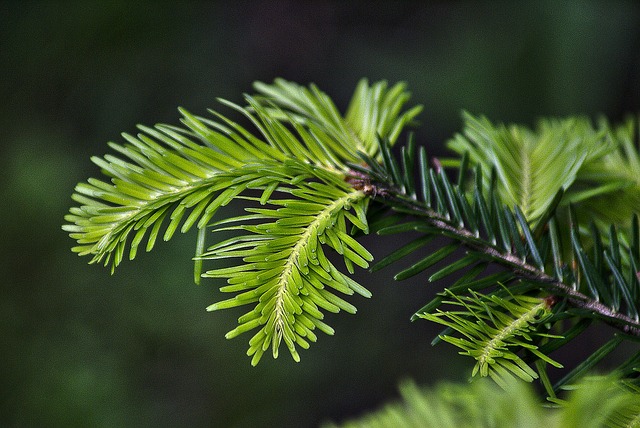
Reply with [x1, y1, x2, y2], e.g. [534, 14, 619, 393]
[64, 77, 640, 392]
[359, 179, 640, 336]
[64, 79, 420, 364]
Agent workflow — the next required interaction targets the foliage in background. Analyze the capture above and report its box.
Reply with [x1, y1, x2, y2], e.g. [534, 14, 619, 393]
[326, 375, 640, 428]
[64, 79, 640, 422]
[446, 112, 640, 234]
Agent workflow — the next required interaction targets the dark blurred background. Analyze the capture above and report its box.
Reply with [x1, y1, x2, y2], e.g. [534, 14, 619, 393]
[2, 1, 640, 427]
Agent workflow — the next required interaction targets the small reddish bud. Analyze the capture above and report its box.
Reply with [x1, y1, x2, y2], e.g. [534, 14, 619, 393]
[543, 295, 558, 309]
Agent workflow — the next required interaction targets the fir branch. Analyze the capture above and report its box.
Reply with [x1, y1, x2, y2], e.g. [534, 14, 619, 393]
[202, 163, 372, 365]
[419, 290, 562, 385]
[354, 162, 640, 337]
[65, 76, 640, 385]
[64, 79, 421, 364]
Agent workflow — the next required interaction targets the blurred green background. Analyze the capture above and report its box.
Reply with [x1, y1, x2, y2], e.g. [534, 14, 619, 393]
[2, 1, 640, 427]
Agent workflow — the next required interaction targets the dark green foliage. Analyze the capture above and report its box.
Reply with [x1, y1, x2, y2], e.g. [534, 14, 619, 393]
[356, 132, 640, 393]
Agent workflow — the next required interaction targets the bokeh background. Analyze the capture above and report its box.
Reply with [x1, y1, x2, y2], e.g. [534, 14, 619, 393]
[2, 1, 640, 427]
